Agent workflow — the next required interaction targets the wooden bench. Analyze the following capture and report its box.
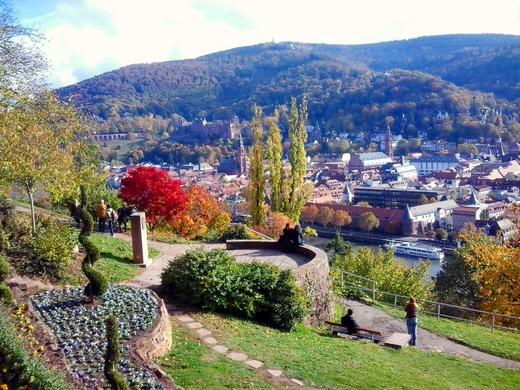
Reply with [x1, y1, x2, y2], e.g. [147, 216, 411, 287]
[325, 321, 383, 342]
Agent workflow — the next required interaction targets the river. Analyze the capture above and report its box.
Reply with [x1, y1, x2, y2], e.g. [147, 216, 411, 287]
[309, 237, 442, 277]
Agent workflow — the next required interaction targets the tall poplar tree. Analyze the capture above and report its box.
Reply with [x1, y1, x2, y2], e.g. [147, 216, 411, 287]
[285, 97, 310, 222]
[266, 111, 284, 212]
[247, 105, 267, 226]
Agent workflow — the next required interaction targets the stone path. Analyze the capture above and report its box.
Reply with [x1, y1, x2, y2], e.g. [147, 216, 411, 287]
[343, 298, 520, 370]
[168, 307, 314, 389]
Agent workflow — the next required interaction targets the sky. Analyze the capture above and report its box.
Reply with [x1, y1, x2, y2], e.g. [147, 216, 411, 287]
[13, 0, 520, 88]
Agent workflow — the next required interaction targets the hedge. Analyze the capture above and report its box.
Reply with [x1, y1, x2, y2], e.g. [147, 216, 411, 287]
[161, 249, 306, 331]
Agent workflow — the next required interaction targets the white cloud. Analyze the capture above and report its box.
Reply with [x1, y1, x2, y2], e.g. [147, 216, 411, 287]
[20, 0, 520, 87]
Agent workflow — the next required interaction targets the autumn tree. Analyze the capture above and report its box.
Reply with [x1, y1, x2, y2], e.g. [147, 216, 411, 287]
[118, 167, 187, 230]
[171, 185, 230, 239]
[285, 97, 310, 222]
[0, 93, 87, 233]
[300, 204, 319, 224]
[332, 210, 352, 229]
[418, 195, 430, 205]
[247, 105, 267, 226]
[437, 230, 520, 319]
[317, 206, 333, 227]
[266, 111, 284, 212]
[356, 201, 371, 207]
[358, 212, 380, 233]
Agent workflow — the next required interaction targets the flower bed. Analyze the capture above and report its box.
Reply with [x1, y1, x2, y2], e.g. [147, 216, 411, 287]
[30, 285, 162, 389]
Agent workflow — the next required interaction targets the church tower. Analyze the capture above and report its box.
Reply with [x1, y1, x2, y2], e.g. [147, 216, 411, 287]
[385, 125, 394, 159]
[237, 132, 248, 176]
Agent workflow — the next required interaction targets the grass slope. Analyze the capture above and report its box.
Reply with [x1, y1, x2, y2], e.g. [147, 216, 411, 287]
[158, 325, 279, 390]
[188, 312, 520, 390]
[65, 233, 160, 285]
[376, 304, 520, 362]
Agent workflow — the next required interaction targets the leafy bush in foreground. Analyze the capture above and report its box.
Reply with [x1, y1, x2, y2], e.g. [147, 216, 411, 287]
[161, 249, 307, 331]
[24, 217, 76, 280]
[0, 304, 67, 390]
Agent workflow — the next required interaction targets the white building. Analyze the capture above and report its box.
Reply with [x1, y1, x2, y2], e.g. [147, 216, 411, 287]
[409, 199, 459, 229]
[411, 155, 460, 175]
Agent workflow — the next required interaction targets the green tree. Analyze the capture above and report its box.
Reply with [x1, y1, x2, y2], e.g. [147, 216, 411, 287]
[0, 93, 87, 233]
[435, 228, 448, 241]
[285, 97, 311, 221]
[266, 111, 284, 212]
[247, 105, 267, 226]
[358, 212, 380, 233]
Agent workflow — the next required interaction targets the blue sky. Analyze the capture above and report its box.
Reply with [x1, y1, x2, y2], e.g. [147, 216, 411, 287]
[13, 0, 520, 88]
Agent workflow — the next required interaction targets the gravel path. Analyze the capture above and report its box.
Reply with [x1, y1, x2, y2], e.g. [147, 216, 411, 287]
[343, 298, 520, 370]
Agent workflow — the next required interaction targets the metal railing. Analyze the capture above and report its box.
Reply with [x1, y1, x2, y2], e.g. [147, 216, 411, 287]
[243, 226, 275, 241]
[338, 271, 520, 333]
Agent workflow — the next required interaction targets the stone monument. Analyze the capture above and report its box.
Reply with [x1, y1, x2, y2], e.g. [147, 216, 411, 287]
[130, 212, 150, 267]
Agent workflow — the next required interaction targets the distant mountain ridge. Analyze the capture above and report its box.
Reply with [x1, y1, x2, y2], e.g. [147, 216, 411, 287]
[58, 34, 520, 142]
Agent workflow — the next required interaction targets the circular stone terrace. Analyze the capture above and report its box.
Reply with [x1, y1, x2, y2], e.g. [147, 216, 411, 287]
[228, 247, 308, 269]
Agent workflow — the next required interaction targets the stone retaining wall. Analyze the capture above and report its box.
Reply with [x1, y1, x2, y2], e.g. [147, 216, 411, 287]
[226, 240, 332, 325]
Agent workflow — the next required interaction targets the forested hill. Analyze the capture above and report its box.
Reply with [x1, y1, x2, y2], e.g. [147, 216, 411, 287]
[58, 34, 520, 141]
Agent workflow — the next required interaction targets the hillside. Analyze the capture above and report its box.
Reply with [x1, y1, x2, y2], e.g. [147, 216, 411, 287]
[58, 34, 520, 142]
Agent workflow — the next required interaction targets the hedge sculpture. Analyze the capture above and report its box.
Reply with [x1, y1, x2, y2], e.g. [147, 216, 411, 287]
[104, 313, 129, 390]
[78, 186, 107, 301]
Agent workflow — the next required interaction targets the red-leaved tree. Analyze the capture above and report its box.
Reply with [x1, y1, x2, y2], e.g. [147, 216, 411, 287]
[119, 167, 187, 230]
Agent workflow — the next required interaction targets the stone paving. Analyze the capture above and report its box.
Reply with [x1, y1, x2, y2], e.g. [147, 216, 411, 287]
[228, 248, 308, 269]
[343, 298, 520, 370]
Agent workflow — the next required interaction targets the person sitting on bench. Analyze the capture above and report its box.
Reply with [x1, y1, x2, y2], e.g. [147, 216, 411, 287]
[340, 309, 360, 335]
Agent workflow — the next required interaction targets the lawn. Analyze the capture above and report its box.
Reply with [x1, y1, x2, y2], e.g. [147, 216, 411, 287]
[186, 312, 520, 390]
[64, 233, 160, 285]
[376, 303, 520, 361]
[158, 325, 280, 390]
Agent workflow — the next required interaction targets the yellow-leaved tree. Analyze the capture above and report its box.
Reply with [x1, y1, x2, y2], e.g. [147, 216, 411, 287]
[0, 93, 88, 233]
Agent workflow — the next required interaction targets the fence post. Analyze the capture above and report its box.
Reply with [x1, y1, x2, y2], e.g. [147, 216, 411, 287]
[394, 295, 397, 307]
[491, 314, 495, 333]
[437, 303, 440, 319]
[372, 281, 376, 303]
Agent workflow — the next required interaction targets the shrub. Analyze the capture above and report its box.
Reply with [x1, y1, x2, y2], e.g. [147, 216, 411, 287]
[219, 224, 250, 241]
[0, 283, 14, 305]
[104, 314, 129, 390]
[79, 186, 107, 300]
[161, 249, 306, 330]
[0, 304, 67, 389]
[0, 255, 9, 281]
[24, 217, 76, 280]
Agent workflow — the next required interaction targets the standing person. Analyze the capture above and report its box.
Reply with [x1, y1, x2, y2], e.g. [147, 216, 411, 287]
[404, 297, 418, 346]
[117, 204, 128, 232]
[96, 200, 107, 233]
[106, 204, 117, 237]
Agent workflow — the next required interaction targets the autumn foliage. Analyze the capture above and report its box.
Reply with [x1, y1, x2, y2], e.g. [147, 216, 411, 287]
[457, 230, 520, 320]
[171, 185, 230, 239]
[119, 167, 187, 230]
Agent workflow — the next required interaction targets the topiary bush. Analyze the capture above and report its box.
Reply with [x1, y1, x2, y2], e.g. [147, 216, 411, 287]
[161, 249, 307, 331]
[78, 186, 107, 300]
[23, 217, 76, 280]
[104, 313, 129, 390]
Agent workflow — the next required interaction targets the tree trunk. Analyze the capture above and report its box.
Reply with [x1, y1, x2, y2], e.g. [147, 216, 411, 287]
[26, 185, 36, 234]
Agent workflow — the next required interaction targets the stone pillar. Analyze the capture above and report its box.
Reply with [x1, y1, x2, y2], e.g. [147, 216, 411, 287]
[130, 212, 150, 267]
